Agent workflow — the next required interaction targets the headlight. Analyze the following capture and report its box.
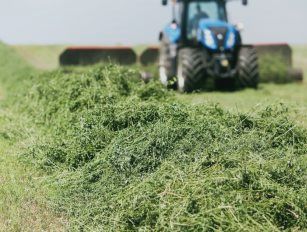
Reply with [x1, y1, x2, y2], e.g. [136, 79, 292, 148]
[203, 29, 217, 50]
[225, 31, 236, 49]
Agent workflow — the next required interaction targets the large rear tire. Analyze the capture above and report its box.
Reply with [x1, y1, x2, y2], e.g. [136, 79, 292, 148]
[177, 48, 207, 93]
[237, 47, 259, 89]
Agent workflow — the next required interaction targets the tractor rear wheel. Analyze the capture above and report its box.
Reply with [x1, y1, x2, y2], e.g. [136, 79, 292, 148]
[237, 47, 259, 89]
[177, 48, 207, 93]
[159, 40, 177, 88]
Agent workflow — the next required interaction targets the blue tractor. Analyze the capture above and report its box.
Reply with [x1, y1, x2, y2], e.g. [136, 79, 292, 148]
[159, 0, 259, 92]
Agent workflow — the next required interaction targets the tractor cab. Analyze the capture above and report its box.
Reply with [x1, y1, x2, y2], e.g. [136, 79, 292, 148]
[162, 0, 245, 51]
[186, 1, 228, 41]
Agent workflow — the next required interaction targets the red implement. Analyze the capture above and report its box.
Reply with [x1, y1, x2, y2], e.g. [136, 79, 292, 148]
[60, 46, 137, 66]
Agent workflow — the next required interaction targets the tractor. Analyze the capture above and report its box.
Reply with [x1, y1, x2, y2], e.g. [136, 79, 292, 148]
[159, 0, 259, 92]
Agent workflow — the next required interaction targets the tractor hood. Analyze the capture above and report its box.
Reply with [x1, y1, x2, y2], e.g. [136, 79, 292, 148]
[197, 19, 238, 51]
[199, 19, 231, 28]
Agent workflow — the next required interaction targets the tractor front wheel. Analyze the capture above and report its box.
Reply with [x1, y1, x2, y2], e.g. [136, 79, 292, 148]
[177, 48, 207, 93]
[237, 47, 259, 89]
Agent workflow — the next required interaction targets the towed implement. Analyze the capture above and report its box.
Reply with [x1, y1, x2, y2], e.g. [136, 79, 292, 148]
[60, 46, 137, 66]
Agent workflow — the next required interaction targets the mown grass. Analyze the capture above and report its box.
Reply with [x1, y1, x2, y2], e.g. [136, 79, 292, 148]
[258, 55, 289, 83]
[1, 41, 307, 231]
[293, 45, 307, 75]
[12, 45, 66, 70]
[0, 138, 67, 231]
[177, 82, 307, 128]
[175, 45, 307, 128]
[18, 68, 307, 230]
[0, 42, 67, 231]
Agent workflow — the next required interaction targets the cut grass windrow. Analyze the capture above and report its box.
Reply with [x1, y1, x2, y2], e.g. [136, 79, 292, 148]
[0, 41, 306, 231]
[20, 65, 307, 231]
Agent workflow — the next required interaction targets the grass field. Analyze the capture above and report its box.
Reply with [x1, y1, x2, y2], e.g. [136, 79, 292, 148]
[177, 83, 307, 127]
[0, 137, 67, 231]
[177, 45, 307, 127]
[0, 42, 306, 231]
[293, 45, 307, 72]
[0, 43, 67, 231]
[13, 45, 66, 70]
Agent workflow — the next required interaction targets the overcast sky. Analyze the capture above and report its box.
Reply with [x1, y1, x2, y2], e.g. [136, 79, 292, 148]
[0, 0, 306, 45]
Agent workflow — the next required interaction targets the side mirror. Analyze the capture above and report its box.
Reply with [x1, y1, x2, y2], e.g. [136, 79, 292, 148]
[242, 0, 248, 5]
[159, 31, 164, 41]
[162, 0, 168, 6]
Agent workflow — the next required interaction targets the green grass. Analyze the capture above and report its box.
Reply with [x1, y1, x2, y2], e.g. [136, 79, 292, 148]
[258, 55, 290, 83]
[1, 42, 307, 231]
[12, 45, 66, 70]
[293, 45, 307, 75]
[16, 65, 307, 230]
[0, 42, 67, 231]
[176, 82, 307, 128]
[0, 136, 67, 231]
[175, 44, 307, 128]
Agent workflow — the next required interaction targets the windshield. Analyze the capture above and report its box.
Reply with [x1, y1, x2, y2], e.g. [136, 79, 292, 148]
[187, 0, 227, 39]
